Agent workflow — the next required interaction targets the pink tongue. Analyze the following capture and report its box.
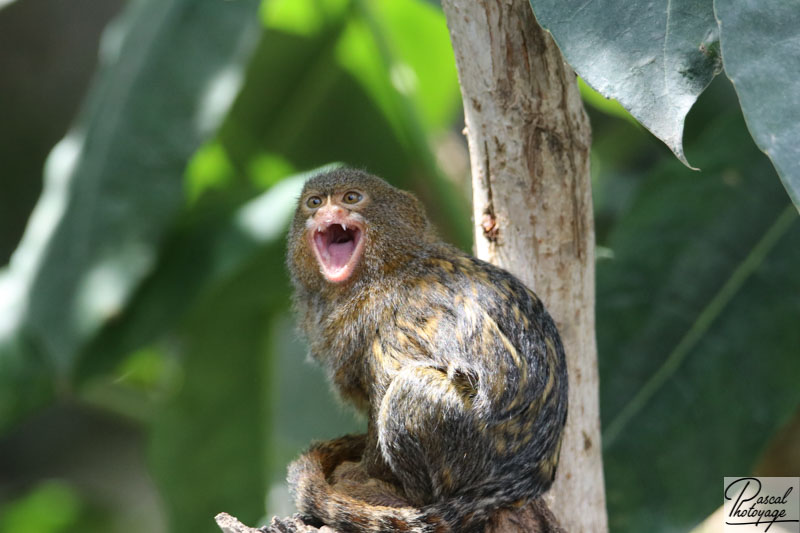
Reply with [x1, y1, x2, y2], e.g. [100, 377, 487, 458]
[328, 240, 355, 269]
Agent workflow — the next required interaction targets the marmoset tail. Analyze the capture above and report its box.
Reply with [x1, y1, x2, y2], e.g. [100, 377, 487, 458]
[286, 168, 568, 533]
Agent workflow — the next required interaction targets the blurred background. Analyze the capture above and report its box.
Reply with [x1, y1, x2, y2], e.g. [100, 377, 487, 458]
[0, 0, 797, 532]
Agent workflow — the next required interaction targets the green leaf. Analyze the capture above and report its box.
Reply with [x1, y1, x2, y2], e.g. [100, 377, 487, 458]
[598, 108, 800, 530]
[714, 0, 800, 210]
[221, 0, 470, 248]
[341, 0, 460, 138]
[0, 481, 82, 533]
[0, 0, 261, 428]
[148, 258, 279, 533]
[350, 0, 470, 247]
[83, 167, 325, 532]
[530, 0, 721, 165]
[577, 78, 636, 124]
[76, 172, 311, 382]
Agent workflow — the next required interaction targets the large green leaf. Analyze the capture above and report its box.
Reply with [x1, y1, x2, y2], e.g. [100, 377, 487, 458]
[715, 0, 800, 210]
[0, 0, 261, 428]
[598, 107, 800, 530]
[529, 0, 721, 165]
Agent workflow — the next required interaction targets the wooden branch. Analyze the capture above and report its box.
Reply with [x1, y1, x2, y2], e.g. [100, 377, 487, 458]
[216, 499, 566, 533]
[440, 0, 608, 531]
[215, 513, 265, 533]
[215, 512, 329, 533]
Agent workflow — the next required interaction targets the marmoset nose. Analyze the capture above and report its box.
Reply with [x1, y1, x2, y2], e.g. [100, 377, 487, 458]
[315, 204, 347, 221]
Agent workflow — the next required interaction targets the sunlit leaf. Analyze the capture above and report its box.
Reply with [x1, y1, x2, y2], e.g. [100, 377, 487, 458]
[578, 78, 635, 124]
[260, 0, 349, 36]
[220, 0, 470, 246]
[337, 0, 460, 137]
[248, 153, 295, 188]
[185, 142, 236, 203]
[0, 481, 81, 533]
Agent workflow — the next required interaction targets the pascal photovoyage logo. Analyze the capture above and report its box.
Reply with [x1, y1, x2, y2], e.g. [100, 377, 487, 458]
[724, 477, 800, 532]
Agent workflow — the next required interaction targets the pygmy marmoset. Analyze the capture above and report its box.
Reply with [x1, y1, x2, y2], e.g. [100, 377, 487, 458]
[286, 168, 568, 533]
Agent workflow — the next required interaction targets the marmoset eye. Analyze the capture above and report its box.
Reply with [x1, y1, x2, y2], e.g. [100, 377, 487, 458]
[342, 191, 363, 204]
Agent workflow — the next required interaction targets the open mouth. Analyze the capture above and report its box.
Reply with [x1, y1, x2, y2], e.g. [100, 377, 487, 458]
[311, 223, 364, 283]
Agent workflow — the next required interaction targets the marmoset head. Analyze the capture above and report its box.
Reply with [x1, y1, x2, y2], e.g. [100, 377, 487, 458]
[287, 168, 435, 291]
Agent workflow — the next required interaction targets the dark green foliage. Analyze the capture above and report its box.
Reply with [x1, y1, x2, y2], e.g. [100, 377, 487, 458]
[598, 105, 800, 530]
[530, 0, 800, 208]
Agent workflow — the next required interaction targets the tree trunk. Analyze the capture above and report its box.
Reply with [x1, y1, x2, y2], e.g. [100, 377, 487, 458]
[440, 1, 608, 531]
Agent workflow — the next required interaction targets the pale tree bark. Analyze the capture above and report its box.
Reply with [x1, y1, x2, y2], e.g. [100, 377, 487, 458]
[440, 0, 608, 531]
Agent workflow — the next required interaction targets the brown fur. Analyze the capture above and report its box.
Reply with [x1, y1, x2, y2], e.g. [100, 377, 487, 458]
[286, 169, 568, 532]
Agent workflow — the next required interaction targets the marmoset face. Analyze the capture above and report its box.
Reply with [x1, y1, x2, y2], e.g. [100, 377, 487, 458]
[299, 187, 370, 283]
[288, 169, 434, 292]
